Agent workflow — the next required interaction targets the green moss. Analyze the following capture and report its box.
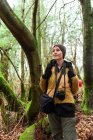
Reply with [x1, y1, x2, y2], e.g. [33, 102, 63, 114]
[19, 115, 50, 140]
[25, 101, 32, 113]
[19, 124, 35, 140]
[0, 73, 25, 111]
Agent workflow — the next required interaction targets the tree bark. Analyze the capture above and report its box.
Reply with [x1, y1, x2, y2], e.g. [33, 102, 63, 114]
[37, 0, 41, 58]
[0, 74, 24, 111]
[0, 0, 41, 123]
[80, 0, 93, 112]
[0, 48, 9, 80]
[32, 0, 39, 39]
[20, 0, 26, 101]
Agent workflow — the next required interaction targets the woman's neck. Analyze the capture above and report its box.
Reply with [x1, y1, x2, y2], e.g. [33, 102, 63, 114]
[56, 59, 64, 68]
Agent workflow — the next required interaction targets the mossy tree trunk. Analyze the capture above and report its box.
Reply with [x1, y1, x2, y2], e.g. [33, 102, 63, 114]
[80, 0, 93, 112]
[0, 74, 24, 111]
[20, 0, 26, 101]
[0, 48, 9, 80]
[0, 0, 41, 123]
[37, 0, 41, 59]
[32, 0, 39, 39]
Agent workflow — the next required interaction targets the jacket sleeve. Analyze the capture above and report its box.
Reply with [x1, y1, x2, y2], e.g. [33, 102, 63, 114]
[71, 75, 79, 94]
[39, 76, 47, 93]
[67, 63, 79, 94]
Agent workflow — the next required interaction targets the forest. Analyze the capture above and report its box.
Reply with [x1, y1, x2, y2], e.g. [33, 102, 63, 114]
[0, 0, 93, 139]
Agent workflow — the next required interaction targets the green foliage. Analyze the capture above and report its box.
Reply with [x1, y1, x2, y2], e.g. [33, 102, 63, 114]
[25, 101, 32, 113]
[0, 23, 16, 48]
[0, 73, 24, 111]
[19, 115, 49, 140]
[0, 22, 20, 80]
[19, 124, 35, 140]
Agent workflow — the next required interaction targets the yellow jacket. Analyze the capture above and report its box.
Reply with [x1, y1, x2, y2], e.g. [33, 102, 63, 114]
[39, 66, 79, 104]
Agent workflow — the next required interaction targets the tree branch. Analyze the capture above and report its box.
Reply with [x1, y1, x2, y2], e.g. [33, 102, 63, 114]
[36, 0, 58, 30]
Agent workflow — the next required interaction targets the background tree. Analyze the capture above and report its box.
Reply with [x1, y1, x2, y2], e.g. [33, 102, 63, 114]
[20, 0, 26, 101]
[0, 0, 41, 123]
[0, 48, 9, 80]
[79, 0, 93, 113]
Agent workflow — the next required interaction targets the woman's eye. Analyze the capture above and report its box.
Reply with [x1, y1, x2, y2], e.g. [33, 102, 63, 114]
[52, 49, 56, 52]
[56, 49, 60, 51]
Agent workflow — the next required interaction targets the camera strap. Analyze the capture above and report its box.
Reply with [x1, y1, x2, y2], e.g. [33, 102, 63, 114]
[64, 62, 66, 94]
[53, 62, 66, 98]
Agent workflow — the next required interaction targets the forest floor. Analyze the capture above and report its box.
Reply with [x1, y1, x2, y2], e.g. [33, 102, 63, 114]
[0, 102, 93, 140]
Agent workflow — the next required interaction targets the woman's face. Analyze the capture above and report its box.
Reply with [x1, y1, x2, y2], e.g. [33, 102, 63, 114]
[52, 46, 63, 60]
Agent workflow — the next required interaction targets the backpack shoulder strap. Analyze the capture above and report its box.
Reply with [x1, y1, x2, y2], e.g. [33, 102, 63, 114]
[64, 59, 73, 69]
[64, 59, 73, 89]
[45, 59, 56, 93]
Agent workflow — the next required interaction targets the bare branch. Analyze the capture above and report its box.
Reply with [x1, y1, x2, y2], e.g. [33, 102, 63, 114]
[24, 1, 35, 19]
[36, 0, 58, 30]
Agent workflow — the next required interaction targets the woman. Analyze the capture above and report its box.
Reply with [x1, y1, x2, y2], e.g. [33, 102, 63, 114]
[39, 44, 79, 140]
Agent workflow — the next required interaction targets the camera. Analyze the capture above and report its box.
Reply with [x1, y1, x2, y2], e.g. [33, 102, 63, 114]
[55, 91, 65, 100]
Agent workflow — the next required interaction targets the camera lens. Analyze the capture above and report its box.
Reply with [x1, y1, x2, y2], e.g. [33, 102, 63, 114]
[55, 91, 65, 100]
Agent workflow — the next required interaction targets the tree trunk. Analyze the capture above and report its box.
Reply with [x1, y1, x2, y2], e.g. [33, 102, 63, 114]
[32, 0, 39, 39]
[0, 0, 41, 123]
[0, 48, 9, 80]
[80, 0, 93, 112]
[0, 74, 24, 111]
[37, 1, 41, 59]
[20, 0, 26, 101]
